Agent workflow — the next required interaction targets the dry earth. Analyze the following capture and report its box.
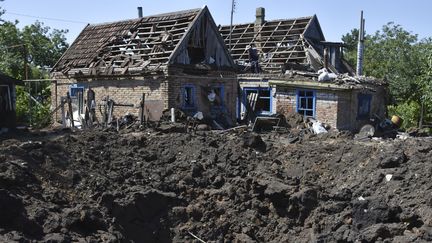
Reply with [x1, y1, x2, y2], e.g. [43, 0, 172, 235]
[1, 126, 432, 242]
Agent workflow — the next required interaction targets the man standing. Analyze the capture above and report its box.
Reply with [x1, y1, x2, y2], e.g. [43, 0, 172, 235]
[247, 45, 260, 73]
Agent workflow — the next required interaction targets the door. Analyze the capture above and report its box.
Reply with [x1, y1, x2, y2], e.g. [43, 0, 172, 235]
[0, 85, 14, 127]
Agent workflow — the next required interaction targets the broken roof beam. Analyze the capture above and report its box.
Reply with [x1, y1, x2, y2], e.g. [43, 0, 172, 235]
[137, 23, 189, 32]
[258, 27, 305, 35]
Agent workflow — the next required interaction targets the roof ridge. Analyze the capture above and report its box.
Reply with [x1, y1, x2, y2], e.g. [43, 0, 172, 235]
[220, 15, 314, 28]
[87, 8, 202, 28]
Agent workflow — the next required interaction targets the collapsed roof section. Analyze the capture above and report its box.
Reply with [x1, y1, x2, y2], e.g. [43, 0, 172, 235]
[219, 9, 353, 75]
[52, 7, 234, 77]
[238, 71, 388, 91]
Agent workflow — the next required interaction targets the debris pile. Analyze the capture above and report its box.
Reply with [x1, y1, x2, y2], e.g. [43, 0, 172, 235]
[0, 128, 432, 242]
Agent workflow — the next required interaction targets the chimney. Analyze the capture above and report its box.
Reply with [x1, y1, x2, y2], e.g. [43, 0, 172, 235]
[255, 7, 265, 26]
[323, 48, 329, 70]
[137, 7, 143, 18]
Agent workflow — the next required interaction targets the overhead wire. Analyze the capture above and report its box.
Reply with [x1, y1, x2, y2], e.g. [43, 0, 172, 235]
[4, 11, 88, 24]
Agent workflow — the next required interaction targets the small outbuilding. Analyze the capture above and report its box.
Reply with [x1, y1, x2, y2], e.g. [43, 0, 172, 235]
[237, 73, 387, 131]
[0, 73, 24, 129]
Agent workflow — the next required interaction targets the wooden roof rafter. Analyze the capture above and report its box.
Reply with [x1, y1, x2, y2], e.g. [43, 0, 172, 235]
[52, 8, 204, 75]
[219, 16, 316, 73]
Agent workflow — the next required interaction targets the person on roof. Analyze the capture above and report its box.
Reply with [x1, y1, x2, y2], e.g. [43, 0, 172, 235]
[247, 44, 260, 73]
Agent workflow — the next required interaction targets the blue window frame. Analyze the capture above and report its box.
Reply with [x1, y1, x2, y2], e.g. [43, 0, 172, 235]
[69, 84, 84, 97]
[68, 84, 85, 114]
[296, 89, 316, 117]
[357, 93, 372, 120]
[243, 87, 272, 114]
[181, 85, 196, 109]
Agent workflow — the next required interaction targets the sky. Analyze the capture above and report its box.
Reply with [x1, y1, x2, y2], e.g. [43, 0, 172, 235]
[1, 0, 431, 45]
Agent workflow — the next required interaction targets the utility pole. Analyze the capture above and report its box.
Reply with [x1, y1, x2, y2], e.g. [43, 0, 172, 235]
[229, 0, 236, 52]
[23, 44, 32, 125]
[356, 11, 365, 76]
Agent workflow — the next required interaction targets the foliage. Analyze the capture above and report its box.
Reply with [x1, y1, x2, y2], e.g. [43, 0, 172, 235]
[342, 23, 432, 128]
[388, 101, 420, 129]
[341, 28, 360, 67]
[0, 3, 69, 127]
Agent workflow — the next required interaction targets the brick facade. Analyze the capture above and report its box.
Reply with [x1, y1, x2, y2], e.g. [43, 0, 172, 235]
[51, 72, 237, 124]
[239, 79, 387, 132]
[274, 87, 340, 129]
[167, 74, 237, 121]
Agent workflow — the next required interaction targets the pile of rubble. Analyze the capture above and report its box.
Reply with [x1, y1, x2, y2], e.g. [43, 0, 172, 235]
[0, 127, 432, 242]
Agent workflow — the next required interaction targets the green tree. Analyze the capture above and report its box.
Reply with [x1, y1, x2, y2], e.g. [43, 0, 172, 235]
[363, 23, 420, 102]
[341, 28, 360, 67]
[0, 4, 69, 127]
[416, 39, 432, 127]
[342, 22, 432, 129]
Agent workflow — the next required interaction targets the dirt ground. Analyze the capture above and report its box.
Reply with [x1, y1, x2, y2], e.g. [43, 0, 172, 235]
[1, 125, 432, 242]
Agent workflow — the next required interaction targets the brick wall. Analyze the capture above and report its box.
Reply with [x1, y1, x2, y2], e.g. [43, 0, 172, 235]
[273, 86, 389, 131]
[316, 91, 339, 129]
[335, 91, 353, 130]
[237, 83, 388, 131]
[51, 72, 238, 124]
[51, 74, 168, 123]
[167, 75, 238, 121]
[342, 87, 387, 132]
[274, 87, 340, 129]
[274, 87, 296, 117]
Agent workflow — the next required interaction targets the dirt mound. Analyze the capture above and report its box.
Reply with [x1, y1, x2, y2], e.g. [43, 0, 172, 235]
[1, 128, 432, 242]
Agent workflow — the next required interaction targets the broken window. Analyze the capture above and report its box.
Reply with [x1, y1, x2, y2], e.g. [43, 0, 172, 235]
[187, 47, 205, 64]
[244, 88, 271, 114]
[69, 84, 85, 114]
[357, 93, 372, 120]
[297, 90, 315, 117]
[182, 85, 195, 109]
[208, 85, 224, 108]
[70, 84, 84, 98]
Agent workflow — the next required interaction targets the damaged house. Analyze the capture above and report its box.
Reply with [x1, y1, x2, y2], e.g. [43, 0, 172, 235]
[0, 73, 23, 129]
[219, 8, 388, 131]
[51, 6, 237, 126]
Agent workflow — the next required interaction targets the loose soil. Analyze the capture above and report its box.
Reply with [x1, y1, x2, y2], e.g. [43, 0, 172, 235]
[1, 126, 432, 242]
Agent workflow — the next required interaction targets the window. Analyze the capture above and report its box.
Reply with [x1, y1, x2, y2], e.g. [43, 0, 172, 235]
[357, 93, 372, 120]
[208, 85, 224, 108]
[297, 90, 315, 117]
[187, 47, 205, 64]
[244, 88, 271, 114]
[69, 84, 84, 97]
[69, 84, 85, 114]
[182, 85, 195, 109]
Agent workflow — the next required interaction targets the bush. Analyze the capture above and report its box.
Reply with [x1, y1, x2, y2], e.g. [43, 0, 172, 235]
[388, 101, 420, 130]
[16, 85, 51, 128]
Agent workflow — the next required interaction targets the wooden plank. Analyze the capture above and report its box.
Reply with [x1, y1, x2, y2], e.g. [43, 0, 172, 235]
[247, 92, 258, 111]
[139, 93, 145, 125]
[66, 92, 74, 128]
[263, 19, 297, 69]
[137, 23, 189, 32]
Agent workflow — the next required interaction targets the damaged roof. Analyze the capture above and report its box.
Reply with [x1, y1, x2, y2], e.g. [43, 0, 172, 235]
[238, 71, 388, 90]
[219, 14, 351, 74]
[53, 7, 234, 77]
